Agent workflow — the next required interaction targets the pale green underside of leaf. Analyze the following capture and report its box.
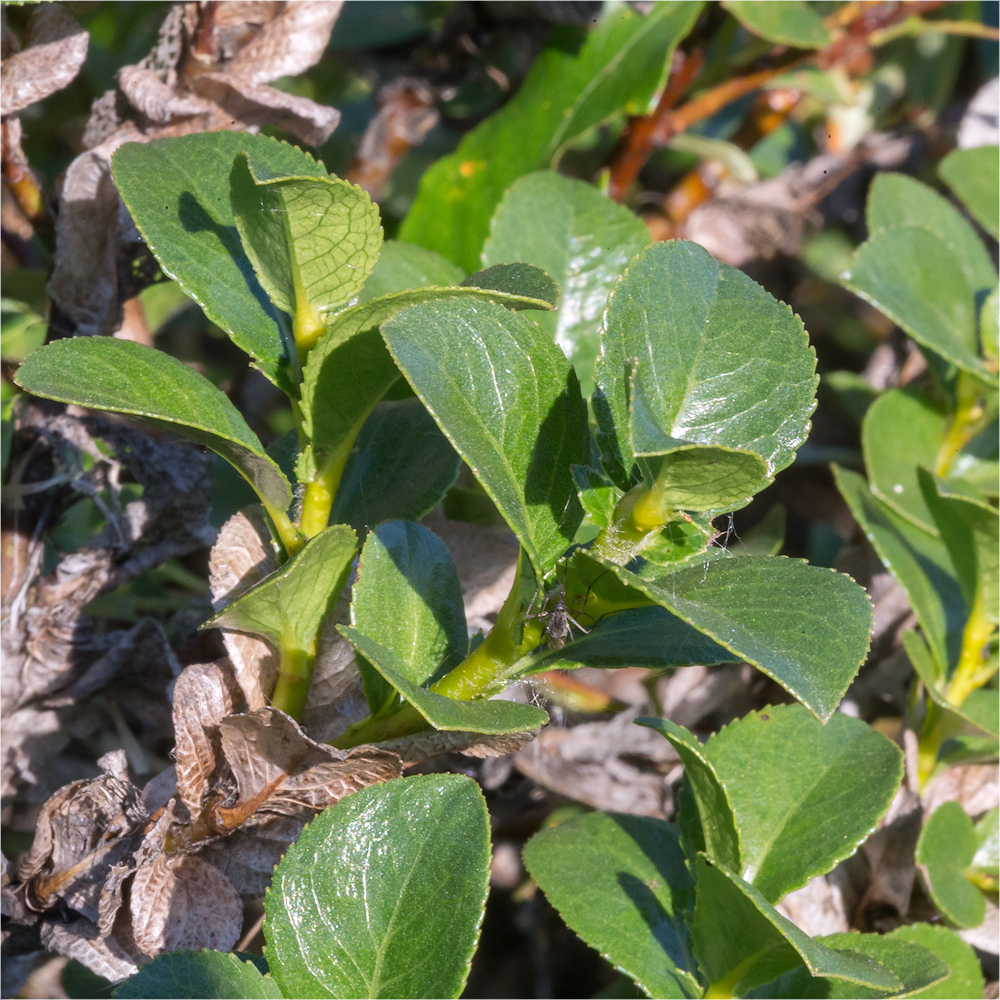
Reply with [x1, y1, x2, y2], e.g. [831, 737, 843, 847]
[722, 0, 831, 47]
[939, 145, 1000, 241]
[14, 337, 292, 511]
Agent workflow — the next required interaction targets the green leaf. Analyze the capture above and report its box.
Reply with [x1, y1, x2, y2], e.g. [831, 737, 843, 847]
[722, 1, 831, 48]
[615, 555, 873, 722]
[862, 389, 946, 534]
[266, 774, 490, 999]
[112, 133, 329, 393]
[939, 145, 1000, 241]
[981, 285, 999, 363]
[359, 241, 465, 302]
[330, 399, 461, 537]
[919, 469, 999, 624]
[700, 705, 902, 903]
[351, 520, 467, 714]
[113, 952, 282, 999]
[510, 606, 734, 676]
[301, 285, 560, 463]
[972, 807, 999, 876]
[916, 801, 986, 929]
[14, 338, 292, 512]
[637, 446, 771, 514]
[865, 173, 996, 295]
[229, 153, 382, 324]
[210, 525, 357, 651]
[888, 923, 985, 1000]
[399, 2, 700, 271]
[638, 718, 741, 873]
[834, 466, 965, 674]
[381, 297, 589, 577]
[523, 812, 701, 999]
[339, 627, 548, 735]
[754, 932, 949, 998]
[594, 241, 816, 492]
[842, 227, 995, 385]
[692, 856, 901, 996]
[482, 171, 651, 396]
[461, 262, 559, 307]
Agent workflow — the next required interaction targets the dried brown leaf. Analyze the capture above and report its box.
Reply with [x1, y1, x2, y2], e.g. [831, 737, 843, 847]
[216, 708, 401, 825]
[196, 814, 305, 897]
[39, 918, 140, 982]
[922, 763, 999, 819]
[172, 662, 243, 817]
[210, 507, 280, 710]
[383, 728, 539, 766]
[117, 65, 212, 123]
[0, 4, 88, 114]
[130, 852, 242, 957]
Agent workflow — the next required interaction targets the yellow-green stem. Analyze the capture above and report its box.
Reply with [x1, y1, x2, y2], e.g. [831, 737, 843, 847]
[263, 500, 304, 556]
[704, 956, 758, 1000]
[945, 590, 998, 708]
[592, 479, 670, 564]
[328, 703, 425, 748]
[299, 424, 364, 539]
[270, 639, 315, 720]
[935, 373, 990, 476]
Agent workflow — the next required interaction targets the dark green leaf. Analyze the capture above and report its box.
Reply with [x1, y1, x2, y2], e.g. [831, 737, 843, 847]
[916, 801, 985, 928]
[692, 856, 901, 996]
[330, 399, 461, 536]
[752, 932, 949, 998]
[381, 297, 589, 577]
[700, 705, 902, 903]
[615, 555, 873, 722]
[638, 718, 741, 873]
[351, 520, 467, 713]
[523, 813, 701, 999]
[266, 774, 490, 999]
[510, 606, 734, 676]
[339, 627, 548, 734]
[359, 241, 465, 302]
[113, 951, 282, 999]
[14, 338, 292, 511]
[594, 241, 816, 492]
[461, 262, 559, 307]
[229, 153, 382, 321]
[482, 171, 651, 396]
[940, 145, 1000, 241]
[209, 525, 357, 651]
[398, 2, 700, 271]
[112, 133, 329, 393]
[722, 1, 831, 47]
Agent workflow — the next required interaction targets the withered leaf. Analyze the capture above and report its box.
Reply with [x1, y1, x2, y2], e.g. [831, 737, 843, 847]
[210, 507, 280, 710]
[1, 3, 88, 114]
[382, 728, 539, 766]
[216, 708, 401, 826]
[17, 751, 146, 919]
[196, 815, 306, 897]
[172, 661, 243, 818]
[130, 852, 242, 957]
[40, 917, 140, 983]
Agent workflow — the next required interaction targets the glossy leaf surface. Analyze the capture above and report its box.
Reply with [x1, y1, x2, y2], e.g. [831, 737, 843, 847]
[14, 337, 292, 511]
[483, 171, 650, 395]
[524, 812, 701, 999]
[266, 775, 490, 999]
[382, 297, 589, 577]
[594, 241, 816, 491]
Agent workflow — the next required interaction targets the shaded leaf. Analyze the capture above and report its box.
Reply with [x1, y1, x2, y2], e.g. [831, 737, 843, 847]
[940, 145, 1000, 241]
[887, 923, 985, 1000]
[916, 801, 985, 928]
[523, 812, 701, 999]
[722, 1, 831, 47]
[359, 241, 464, 302]
[113, 951, 282, 1000]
